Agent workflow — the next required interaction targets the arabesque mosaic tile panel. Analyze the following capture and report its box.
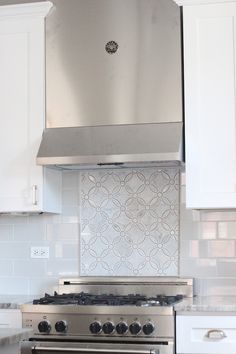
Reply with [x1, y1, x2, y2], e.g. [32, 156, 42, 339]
[80, 167, 180, 276]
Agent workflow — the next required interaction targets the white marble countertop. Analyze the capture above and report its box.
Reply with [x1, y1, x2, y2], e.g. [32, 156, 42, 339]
[0, 295, 39, 309]
[174, 296, 236, 312]
[0, 328, 33, 347]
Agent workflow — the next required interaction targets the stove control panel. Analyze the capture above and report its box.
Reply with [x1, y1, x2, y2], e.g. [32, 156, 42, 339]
[34, 318, 157, 336]
[22, 313, 174, 338]
[89, 320, 155, 336]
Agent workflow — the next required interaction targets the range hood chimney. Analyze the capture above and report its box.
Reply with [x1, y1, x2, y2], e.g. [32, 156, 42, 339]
[37, 0, 183, 169]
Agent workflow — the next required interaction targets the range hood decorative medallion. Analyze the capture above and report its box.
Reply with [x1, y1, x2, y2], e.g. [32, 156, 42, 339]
[37, 0, 183, 169]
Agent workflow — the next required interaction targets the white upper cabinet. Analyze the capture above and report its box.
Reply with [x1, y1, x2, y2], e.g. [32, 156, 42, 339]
[183, 1, 236, 209]
[0, 2, 61, 213]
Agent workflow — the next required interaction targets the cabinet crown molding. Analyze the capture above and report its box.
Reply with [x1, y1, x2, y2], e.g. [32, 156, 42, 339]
[0, 1, 53, 19]
[174, 0, 236, 5]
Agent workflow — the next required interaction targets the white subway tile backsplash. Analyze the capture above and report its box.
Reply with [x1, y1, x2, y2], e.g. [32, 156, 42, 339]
[1, 169, 236, 296]
[61, 205, 79, 217]
[28, 214, 62, 226]
[180, 258, 217, 278]
[47, 239, 78, 261]
[46, 259, 78, 277]
[0, 243, 29, 259]
[0, 260, 14, 276]
[218, 222, 236, 239]
[14, 260, 46, 277]
[196, 259, 217, 277]
[180, 179, 236, 295]
[46, 223, 79, 242]
[54, 243, 63, 258]
[217, 259, 236, 277]
[0, 277, 29, 295]
[62, 189, 79, 206]
[189, 240, 199, 258]
[62, 171, 79, 189]
[199, 222, 217, 239]
[194, 278, 236, 296]
[0, 215, 29, 224]
[198, 240, 211, 258]
[14, 224, 46, 241]
[28, 277, 59, 296]
[207, 240, 235, 258]
[56, 243, 78, 259]
[200, 210, 236, 222]
[0, 225, 13, 241]
[180, 204, 199, 240]
[0, 171, 80, 295]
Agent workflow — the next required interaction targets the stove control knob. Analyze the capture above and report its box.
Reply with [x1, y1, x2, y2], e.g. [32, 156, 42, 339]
[143, 322, 155, 335]
[89, 321, 102, 334]
[102, 322, 115, 334]
[38, 321, 51, 334]
[116, 322, 128, 335]
[55, 320, 68, 333]
[129, 322, 142, 335]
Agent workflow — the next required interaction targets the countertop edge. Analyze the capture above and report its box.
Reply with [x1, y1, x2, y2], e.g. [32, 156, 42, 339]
[174, 296, 236, 313]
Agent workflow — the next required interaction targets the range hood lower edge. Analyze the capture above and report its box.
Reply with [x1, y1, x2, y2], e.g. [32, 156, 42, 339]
[37, 122, 183, 169]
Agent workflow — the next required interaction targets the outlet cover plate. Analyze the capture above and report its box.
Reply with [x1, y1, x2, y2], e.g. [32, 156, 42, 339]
[31, 246, 49, 259]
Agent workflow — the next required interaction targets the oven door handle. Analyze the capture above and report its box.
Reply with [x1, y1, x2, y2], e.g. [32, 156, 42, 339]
[33, 346, 159, 354]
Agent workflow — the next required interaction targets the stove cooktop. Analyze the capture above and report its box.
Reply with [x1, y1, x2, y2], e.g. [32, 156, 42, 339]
[33, 292, 184, 306]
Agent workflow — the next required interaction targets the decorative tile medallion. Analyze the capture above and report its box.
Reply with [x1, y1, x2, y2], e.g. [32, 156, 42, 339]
[80, 167, 179, 276]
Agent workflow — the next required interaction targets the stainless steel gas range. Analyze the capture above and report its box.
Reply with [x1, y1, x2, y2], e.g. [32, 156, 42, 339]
[20, 277, 193, 354]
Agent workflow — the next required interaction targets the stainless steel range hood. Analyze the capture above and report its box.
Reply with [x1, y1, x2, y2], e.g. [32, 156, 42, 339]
[37, 0, 183, 169]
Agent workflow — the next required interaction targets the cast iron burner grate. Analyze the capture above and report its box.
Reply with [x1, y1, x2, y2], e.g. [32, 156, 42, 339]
[33, 292, 184, 306]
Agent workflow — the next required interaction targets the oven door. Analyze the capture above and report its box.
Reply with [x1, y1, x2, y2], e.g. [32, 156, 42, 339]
[20, 340, 174, 354]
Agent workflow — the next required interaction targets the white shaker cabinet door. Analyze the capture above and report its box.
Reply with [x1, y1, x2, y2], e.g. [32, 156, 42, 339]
[0, 3, 61, 213]
[184, 2, 236, 209]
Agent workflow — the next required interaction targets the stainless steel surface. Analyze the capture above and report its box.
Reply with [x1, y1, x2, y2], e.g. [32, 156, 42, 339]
[22, 306, 174, 338]
[58, 277, 193, 298]
[21, 341, 172, 354]
[33, 347, 159, 353]
[46, 0, 182, 128]
[58, 277, 193, 285]
[36, 0, 183, 168]
[36, 123, 183, 167]
[21, 304, 174, 315]
[20, 278, 192, 354]
[21, 277, 192, 339]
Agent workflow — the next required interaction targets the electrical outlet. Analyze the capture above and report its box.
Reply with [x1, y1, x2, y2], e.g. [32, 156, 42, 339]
[31, 246, 49, 259]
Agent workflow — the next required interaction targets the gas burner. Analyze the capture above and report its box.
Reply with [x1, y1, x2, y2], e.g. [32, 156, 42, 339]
[33, 292, 184, 306]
